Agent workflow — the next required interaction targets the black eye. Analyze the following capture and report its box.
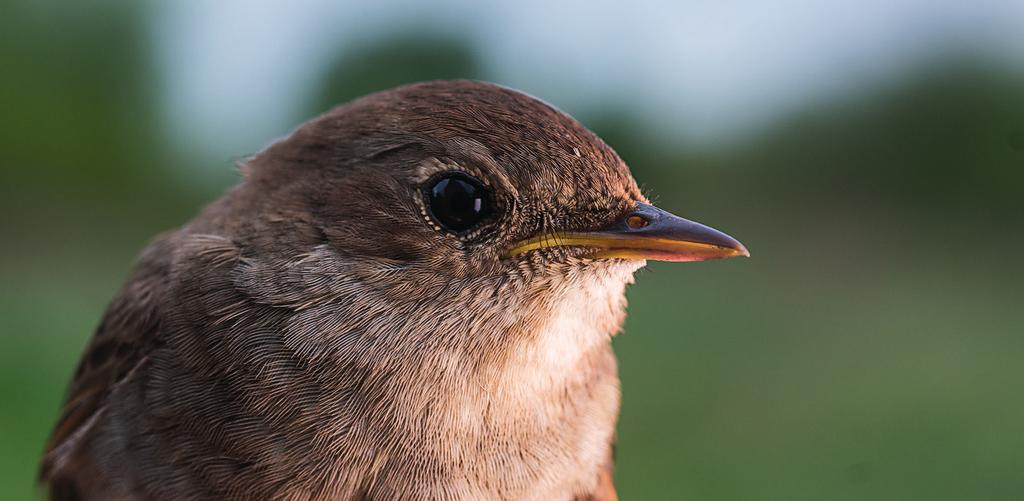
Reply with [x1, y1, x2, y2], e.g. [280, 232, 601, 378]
[425, 173, 493, 233]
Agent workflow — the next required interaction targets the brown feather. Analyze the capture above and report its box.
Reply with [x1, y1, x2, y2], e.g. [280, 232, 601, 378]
[40, 81, 644, 499]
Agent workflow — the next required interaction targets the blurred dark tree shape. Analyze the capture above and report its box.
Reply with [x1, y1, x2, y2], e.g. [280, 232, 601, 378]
[303, 34, 485, 119]
[581, 59, 1024, 223]
[0, 1, 165, 195]
[721, 60, 1024, 220]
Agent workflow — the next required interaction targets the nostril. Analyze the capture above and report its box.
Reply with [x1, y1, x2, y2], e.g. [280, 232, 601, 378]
[626, 214, 650, 229]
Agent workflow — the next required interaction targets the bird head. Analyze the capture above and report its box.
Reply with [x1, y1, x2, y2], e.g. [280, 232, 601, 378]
[244, 80, 745, 278]
[228, 80, 747, 366]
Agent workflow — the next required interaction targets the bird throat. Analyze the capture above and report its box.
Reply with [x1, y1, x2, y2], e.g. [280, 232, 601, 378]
[501, 261, 641, 391]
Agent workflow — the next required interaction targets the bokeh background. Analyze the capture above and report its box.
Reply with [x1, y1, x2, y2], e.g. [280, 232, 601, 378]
[2, 1, 1023, 499]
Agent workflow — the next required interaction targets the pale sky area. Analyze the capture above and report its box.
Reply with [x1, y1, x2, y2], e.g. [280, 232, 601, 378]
[152, 0, 1024, 160]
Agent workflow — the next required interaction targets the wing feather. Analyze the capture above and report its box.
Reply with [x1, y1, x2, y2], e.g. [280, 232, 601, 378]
[39, 233, 176, 495]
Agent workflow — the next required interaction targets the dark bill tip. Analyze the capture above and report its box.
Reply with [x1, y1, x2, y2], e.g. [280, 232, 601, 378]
[506, 202, 749, 262]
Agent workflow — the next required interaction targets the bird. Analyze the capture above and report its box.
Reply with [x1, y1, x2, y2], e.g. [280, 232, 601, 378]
[40, 80, 748, 500]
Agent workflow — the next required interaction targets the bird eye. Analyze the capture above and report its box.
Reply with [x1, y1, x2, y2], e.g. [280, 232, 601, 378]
[425, 172, 493, 233]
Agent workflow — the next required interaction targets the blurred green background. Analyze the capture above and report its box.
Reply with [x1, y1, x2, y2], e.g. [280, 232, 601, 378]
[2, 1, 1023, 500]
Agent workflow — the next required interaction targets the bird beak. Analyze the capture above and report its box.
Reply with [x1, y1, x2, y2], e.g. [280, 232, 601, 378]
[506, 202, 749, 262]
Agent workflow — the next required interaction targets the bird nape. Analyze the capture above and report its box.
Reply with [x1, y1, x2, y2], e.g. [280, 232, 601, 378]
[40, 80, 747, 500]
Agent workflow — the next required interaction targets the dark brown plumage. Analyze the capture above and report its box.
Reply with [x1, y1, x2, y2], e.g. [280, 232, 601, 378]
[40, 80, 746, 500]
